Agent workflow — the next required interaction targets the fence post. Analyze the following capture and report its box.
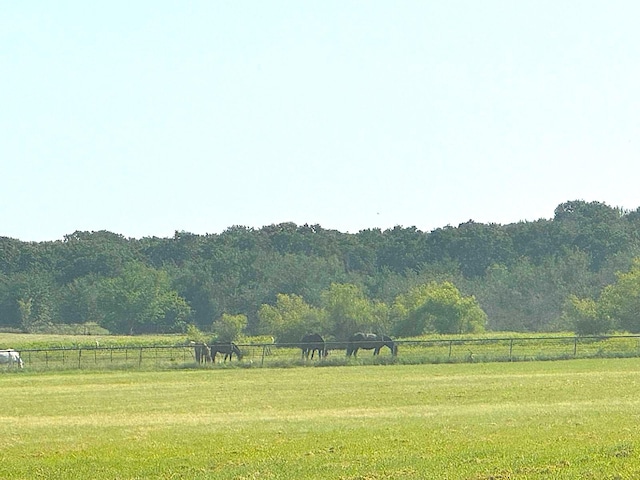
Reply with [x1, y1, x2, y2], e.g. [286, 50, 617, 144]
[509, 339, 514, 361]
[448, 340, 453, 360]
[574, 337, 578, 357]
[78, 348, 82, 369]
[139, 348, 143, 367]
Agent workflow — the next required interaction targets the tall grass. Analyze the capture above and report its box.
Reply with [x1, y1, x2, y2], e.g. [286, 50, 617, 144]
[0, 332, 185, 350]
[2, 359, 640, 478]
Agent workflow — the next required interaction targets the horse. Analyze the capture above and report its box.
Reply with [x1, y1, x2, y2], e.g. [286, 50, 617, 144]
[0, 349, 24, 368]
[300, 333, 327, 360]
[210, 342, 243, 362]
[192, 342, 212, 364]
[346, 333, 398, 358]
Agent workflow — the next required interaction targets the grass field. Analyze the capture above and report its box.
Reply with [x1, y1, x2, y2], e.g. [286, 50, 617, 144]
[2, 358, 640, 479]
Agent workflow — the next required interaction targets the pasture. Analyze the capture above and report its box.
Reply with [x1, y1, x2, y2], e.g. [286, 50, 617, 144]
[2, 359, 640, 479]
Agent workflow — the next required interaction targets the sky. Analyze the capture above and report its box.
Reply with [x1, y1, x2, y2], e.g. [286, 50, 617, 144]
[2, 1, 640, 242]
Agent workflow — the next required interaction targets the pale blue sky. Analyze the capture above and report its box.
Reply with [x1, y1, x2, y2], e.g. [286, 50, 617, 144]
[2, 1, 639, 242]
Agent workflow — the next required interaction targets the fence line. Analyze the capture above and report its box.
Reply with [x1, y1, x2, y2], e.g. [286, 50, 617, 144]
[8, 335, 640, 371]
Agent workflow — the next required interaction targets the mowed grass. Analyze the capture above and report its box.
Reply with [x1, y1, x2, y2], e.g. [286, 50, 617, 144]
[2, 359, 640, 479]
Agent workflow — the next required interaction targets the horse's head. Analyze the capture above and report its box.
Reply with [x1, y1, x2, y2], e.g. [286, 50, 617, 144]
[233, 344, 244, 360]
[381, 335, 398, 356]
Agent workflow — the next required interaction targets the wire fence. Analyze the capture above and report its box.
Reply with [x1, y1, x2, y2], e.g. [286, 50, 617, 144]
[5, 334, 640, 371]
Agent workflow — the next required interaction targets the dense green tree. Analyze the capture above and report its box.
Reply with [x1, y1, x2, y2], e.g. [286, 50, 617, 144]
[561, 295, 612, 335]
[0, 272, 57, 331]
[2, 200, 640, 335]
[376, 226, 429, 273]
[252, 252, 345, 307]
[55, 231, 138, 283]
[0, 237, 25, 275]
[506, 219, 560, 264]
[140, 231, 204, 268]
[553, 201, 628, 271]
[392, 281, 486, 336]
[599, 258, 640, 333]
[57, 274, 102, 325]
[438, 221, 515, 278]
[169, 261, 224, 330]
[257, 293, 327, 344]
[321, 283, 389, 340]
[212, 313, 248, 342]
[471, 250, 600, 332]
[96, 262, 191, 334]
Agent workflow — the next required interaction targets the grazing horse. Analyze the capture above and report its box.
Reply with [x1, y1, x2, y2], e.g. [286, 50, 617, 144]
[346, 333, 398, 358]
[300, 333, 327, 360]
[0, 349, 24, 368]
[210, 342, 243, 362]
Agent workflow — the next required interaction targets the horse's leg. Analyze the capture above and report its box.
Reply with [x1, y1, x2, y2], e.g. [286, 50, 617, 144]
[347, 344, 356, 357]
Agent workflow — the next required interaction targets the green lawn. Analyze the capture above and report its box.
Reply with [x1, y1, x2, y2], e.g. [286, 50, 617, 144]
[2, 359, 640, 479]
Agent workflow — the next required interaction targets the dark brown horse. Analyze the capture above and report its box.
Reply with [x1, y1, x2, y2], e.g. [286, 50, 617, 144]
[346, 333, 397, 357]
[210, 342, 243, 362]
[300, 333, 327, 360]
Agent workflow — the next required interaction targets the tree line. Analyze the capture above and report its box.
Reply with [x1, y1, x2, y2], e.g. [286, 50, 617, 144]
[2, 200, 640, 339]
